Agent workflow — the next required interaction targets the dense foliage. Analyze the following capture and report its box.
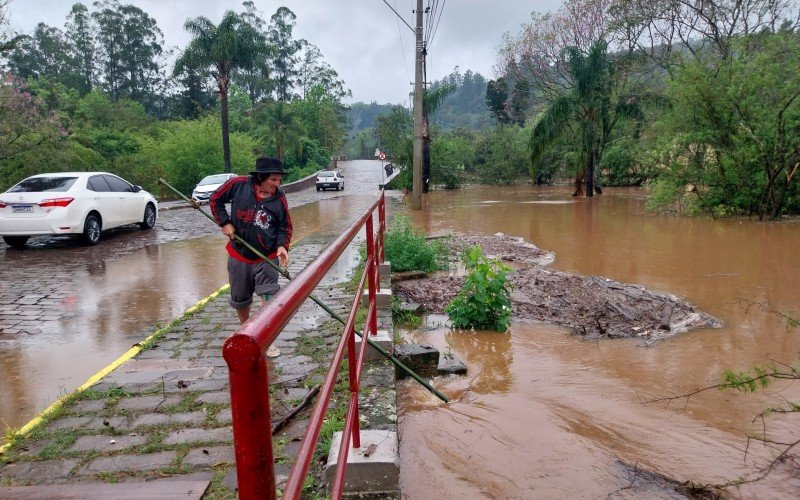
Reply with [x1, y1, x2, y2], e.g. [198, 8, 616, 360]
[496, 0, 800, 218]
[0, 2, 349, 194]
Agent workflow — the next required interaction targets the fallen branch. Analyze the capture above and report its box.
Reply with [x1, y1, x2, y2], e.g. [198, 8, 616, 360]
[271, 383, 321, 435]
[643, 355, 800, 491]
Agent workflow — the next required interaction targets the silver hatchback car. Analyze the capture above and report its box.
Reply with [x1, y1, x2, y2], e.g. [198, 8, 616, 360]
[315, 170, 344, 191]
[191, 173, 238, 203]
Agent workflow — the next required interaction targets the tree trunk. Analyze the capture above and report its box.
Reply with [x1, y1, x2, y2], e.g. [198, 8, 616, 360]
[585, 149, 595, 198]
[573, 172, 585, 197]
[219, 79, 232, 173]
[276, 137, 284, 163]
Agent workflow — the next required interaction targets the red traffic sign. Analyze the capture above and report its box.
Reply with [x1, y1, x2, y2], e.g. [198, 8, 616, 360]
[379, 152, 386, 160]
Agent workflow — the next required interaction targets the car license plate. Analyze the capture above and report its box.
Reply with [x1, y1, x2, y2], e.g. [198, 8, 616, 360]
[12, 204, 33, 213]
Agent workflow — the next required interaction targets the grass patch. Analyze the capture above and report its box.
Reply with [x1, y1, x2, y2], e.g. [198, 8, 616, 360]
[384, 215, 448, 273]
[296, 329, 334, 363]
[391, 296, 421, 328]
[96, 471, 122, 483]
[79, 385, 129, 403]
[342, 252, 367, 293]
[36, 429, 80, 459]
[204, 468, 237, 500]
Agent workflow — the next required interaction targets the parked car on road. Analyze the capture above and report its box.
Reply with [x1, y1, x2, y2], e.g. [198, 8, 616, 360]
[0, 172, 158, 247]
[191, 173, 237, 203]
[316, 170, 344, 191]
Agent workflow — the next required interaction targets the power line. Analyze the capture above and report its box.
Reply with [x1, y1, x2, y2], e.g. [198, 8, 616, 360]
[428, 0, 445, 48]
[394, 0, 411, 87]
[381, 0, 414, 33]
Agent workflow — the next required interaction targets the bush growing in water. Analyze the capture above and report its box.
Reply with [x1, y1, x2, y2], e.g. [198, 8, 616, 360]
[383, 215, 446, 273]
[446, 245, 512, 332]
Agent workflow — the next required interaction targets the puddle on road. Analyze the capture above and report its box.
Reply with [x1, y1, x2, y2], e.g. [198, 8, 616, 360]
[0, 236, 230, 430]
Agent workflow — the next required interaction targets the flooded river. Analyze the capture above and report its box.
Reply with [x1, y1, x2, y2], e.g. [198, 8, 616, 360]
[398, 186, 800, 498]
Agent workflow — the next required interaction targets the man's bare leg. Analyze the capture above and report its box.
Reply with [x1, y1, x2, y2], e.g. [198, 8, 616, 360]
[237, 306, 250, 324]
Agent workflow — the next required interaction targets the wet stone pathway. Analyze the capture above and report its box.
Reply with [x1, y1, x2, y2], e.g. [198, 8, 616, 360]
[0, 194, 401, 498]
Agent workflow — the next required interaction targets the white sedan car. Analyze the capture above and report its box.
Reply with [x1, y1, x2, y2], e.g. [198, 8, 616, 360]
[191, 173, 237, 203]
[0, 172, 158, 247]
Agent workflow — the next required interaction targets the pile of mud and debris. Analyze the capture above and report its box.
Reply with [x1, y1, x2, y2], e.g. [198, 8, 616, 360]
[394, 234, 721, 341]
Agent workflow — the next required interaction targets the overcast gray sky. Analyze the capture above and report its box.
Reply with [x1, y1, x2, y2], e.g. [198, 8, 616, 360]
[6, 1, 562, 105]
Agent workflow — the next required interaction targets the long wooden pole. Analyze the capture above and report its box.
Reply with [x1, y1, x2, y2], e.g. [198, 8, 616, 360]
[157, 178, 449, 403]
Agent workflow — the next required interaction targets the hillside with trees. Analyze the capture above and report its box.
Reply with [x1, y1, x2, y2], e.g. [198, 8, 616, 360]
[343, 68, 491, 161]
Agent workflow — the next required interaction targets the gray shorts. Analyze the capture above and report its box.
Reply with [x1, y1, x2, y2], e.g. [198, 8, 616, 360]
[227, 256, 280, 309]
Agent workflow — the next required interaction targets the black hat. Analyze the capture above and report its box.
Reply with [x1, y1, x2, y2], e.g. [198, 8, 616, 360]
[251, 156, 285, 176]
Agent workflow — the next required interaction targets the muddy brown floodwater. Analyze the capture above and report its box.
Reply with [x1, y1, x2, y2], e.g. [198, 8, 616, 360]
[396, 186, 800, 498]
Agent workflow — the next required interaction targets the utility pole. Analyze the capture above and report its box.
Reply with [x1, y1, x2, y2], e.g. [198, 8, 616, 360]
[412, 0, 424, 210]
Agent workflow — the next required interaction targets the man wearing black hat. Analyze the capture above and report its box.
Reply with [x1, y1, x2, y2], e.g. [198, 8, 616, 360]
[210, 156, 292, 357]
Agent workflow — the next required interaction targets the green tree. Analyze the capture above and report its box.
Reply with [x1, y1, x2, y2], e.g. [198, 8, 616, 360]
[430, 128, 476, 189]
[0, 0, 26, 54]
[345, 128, 378, 159]
[65, 2, 95, 94]
[529, 41, 615, 196]
[648, 32, 800, 219]
[132, 115, 257, 195]
[92, 0, 164, 109]
[297, 42, 350, 101]
[422, 83, 455, 192]
[0, 74, 65, 190]
[232, 1, 273, 105]
[292, 85, 346, 155]
[267, 7, 302, 102]
[486, 76, 511, 125]
[255, 100, 305, 163]
[376, 106, 413, 189]
[474, 124, 531, 184]
[177, 10, 262, 172]
[376, 106, 412, 161]
[171, 56, 215, 119]
[73, 88, 149, 130]
[25, 76, 82, 126]
[6, 22, 89, 92]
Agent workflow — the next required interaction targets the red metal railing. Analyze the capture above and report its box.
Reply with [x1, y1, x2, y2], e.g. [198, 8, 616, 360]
[223, 192, 386, 500]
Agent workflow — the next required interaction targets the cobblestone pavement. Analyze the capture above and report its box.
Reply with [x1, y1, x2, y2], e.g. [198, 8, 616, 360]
[0, 187, 403, 497]
[0, 161, 398, 337]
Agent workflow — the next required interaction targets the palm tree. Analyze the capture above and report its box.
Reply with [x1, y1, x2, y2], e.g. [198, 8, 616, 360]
[529, 41, 614, 197]
[256, 100, 305, 163]
[422, 83, 455, 192]
[176, 11, 262, 172]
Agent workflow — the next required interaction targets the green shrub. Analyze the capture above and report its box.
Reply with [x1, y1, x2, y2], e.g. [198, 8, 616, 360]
[383, 215, 446, 273]
[446, 246, 512, 332]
